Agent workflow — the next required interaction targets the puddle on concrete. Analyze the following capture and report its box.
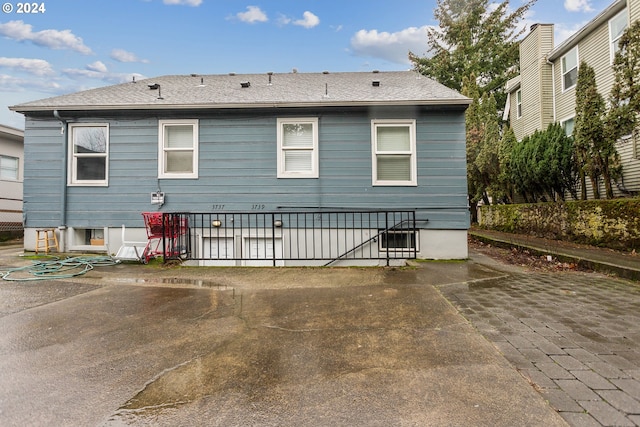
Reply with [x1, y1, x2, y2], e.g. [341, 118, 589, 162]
[108, 277, 233, 290]
[102, 282, 476, 424]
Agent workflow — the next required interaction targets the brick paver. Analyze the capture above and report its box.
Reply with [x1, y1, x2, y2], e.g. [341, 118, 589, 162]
[439, 272, 640, 427]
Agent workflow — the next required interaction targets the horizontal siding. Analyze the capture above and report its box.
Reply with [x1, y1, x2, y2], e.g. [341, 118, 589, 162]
[23, 107, 469, 230]
[616, 128, 640, 194]
[510, 92, 525, 140]
[554, 12, 622, 119]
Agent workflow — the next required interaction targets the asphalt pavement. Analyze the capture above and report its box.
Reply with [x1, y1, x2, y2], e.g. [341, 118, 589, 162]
[0, 235, 639, 426]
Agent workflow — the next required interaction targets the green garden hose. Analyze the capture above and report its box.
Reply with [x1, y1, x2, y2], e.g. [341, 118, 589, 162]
[0, 256, 120, 281]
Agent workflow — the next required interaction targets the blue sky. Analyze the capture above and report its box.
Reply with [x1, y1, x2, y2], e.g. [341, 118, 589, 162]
[0, 0, 619, 129]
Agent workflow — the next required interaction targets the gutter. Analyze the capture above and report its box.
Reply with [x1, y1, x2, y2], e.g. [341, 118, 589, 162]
[53, 110, 68, 251]
[546, 0, 626, 61]
[9, 99, 473, 113]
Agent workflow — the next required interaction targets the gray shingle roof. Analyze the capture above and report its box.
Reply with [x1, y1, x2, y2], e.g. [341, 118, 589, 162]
[10, 71, 470, 112]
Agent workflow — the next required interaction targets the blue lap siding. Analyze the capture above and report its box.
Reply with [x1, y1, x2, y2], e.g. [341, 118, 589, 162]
[22, 106, 468, 230]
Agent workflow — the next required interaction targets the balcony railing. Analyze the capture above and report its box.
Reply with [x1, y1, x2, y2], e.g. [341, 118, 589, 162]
[159, 210, 417, 266]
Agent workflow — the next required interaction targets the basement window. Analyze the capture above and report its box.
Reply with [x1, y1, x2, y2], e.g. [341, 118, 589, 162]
[379, 230, 416, 251]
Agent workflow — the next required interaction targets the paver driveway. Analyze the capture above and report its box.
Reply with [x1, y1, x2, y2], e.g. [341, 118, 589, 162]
[439, 264, 640, 427]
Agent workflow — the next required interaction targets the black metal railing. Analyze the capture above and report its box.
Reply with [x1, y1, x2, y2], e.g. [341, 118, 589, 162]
[160, 210, 417, 266]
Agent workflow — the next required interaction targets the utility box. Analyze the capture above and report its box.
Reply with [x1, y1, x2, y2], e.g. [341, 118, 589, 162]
[151, 192, 165, 205]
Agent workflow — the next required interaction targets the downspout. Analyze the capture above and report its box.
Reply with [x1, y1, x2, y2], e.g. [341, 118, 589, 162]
[547, 58, 557, 123]
[53, 110, 68, 251]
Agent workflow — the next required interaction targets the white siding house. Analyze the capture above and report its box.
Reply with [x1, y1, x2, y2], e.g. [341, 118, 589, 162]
[0, 124, 24, 234]
[505, 0, 640, 198]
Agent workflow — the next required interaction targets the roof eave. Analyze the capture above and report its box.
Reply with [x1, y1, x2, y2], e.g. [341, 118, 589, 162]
[10, 99, 472, 113]
[0, 124, 24, 138]
[547, 0, 627, 61]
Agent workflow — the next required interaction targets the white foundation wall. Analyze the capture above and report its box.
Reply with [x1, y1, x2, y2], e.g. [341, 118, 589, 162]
[417, 229, 468, 260]
[23, 227, 469, 262]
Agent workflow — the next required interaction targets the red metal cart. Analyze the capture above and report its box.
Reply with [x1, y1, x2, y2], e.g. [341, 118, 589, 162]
[141, 212, 188, 263]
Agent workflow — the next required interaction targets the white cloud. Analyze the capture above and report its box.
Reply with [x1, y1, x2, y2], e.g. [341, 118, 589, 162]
[0, 57, 55, 76]
[0, 20, 93, 54]
[236, 6, 268, 23]
[564, 0, 593, 12]
[0, 73, 61, 92]
[86, 61, 108, 73]
[110, 48, 149, 63]
[277, 13, 291, 26]
[62, 61, 145, 84]
[350, 26, 431, 64]
[293, 11, 320, 29]
[163, 0, 202, 6]
[554, 21, 590, 45]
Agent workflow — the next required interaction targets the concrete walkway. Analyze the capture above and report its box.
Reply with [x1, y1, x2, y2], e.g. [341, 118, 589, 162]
[470, 228, 640, 281]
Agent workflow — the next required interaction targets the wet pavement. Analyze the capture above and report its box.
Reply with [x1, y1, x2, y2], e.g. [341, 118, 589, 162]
[439, 263, 640, 426]
[0, 240, 639, 426]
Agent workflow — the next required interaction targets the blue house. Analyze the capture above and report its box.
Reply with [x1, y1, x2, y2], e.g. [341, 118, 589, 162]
[10, 71, 471, 266]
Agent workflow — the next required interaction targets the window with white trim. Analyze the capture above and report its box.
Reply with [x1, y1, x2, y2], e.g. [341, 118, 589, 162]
[158, 119, 198, 179]
[69, 124, 109, 186]
[516, 89, 522, 118]
[609, 8, 628, 63]
[371, 120, 417, 186]
[277, 118, 319, 178]
[561, 117, 575, 136]
[0, 155, 18, 180]
[379, 230, 416, 251]
[561, 47, 578, 91]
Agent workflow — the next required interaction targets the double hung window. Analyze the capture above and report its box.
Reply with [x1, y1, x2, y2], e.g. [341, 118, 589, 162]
[69, 124, 109, 186]
[561, 47, 578, 91]
[158, 119, 198, 179]
[609, 9, 628, 63]
[372, 120, 417, 186]
[277, 118, 319, 178]
[561, 117, 575, 137]
[0, 155, 18, 180]
[516, 89, 522, 118]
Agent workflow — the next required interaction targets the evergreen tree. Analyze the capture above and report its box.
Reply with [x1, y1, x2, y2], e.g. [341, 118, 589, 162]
[497, 126, 517, 203]
[410, 0, 536, 107]
[574, 63, 607, 199]
[475, 92, 501, 201]
[606, 20, 640, 159]
[462, 74, 484, 220]
[509, 124, 576, 201]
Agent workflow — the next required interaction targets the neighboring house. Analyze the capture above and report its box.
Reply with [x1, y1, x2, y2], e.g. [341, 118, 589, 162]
[504, 0, 640, 198]
[0, 124, 24, 234]
[10, 71, 471, 265]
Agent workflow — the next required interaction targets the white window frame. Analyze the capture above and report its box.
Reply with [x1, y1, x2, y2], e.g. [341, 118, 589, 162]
[276, 117, 319, 179]
[609, 8, 628, 64]
[560, 116, 575, 137]
[561, 47, 579, 92]
[371, 119, 417, 186]
[379, 230, 417, 251]
[516, 89, 522, 119]
[68, 123, 109, 186]
[0, 155, 19, 181]
[158, 119, 199, 179]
